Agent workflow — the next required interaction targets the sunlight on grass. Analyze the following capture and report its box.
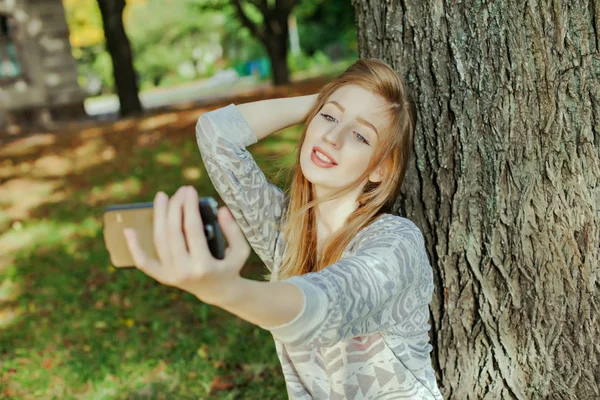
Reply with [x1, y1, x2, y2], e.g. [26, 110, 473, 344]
[111, 119, 136, 133]
[0, 91, 321, 398]
[0, 304, 23, 329]
[0, 133, 56, 158]
[86, 177, 143, 204]
[136, 130, 163, 147]
[0, 217, 100, 257]
[0, 279, 22, 304]
[78, 126, 105, 139]
[182, 166, 203, 180]
[0, 271, 24, 329]
[138, 113, 179, 131]
[0, 178, 65, 220]
[32, 154, 72, 177]
[155, 151, 182, 166]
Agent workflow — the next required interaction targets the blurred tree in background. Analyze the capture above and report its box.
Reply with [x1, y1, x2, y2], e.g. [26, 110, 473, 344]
[64, 0, 142, 116]
[96, 0, 142, 116]
[193, 0, 357, 86]
[63, 0, 357, 96]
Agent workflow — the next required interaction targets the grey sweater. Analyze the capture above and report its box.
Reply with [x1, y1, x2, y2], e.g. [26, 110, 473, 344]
[195, 104, 443, 400]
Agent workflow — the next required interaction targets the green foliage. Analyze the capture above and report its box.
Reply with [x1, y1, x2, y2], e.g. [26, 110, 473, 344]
[65, 0, 358, 95]
[287, 50, 331, 74]
[295, 0, 357, 59]
[127, 0, 226, 89]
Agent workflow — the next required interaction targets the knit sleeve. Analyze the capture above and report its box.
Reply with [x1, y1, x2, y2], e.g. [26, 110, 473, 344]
[262, 218, 435, 348]
[195, 104, 286, 271]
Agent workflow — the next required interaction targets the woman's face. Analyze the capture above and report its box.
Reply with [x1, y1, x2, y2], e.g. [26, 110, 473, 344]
[300, 84, 390, 197]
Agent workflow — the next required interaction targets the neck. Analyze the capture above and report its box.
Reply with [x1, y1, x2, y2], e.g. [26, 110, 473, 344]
[314, 186, 361, 237]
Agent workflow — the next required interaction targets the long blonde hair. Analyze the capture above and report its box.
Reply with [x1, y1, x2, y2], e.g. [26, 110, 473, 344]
[270, 58, 417, 281]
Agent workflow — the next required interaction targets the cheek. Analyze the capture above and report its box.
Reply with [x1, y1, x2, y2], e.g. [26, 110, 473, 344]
[346, 148, 373, 171]
[305, 119, 321, 137]
[301, 121, 320, 153]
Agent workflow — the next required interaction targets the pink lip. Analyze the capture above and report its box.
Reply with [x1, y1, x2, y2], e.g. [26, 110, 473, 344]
[312, 146, 337, 165]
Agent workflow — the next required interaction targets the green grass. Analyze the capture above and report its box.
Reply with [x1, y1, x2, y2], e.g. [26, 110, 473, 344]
[0, 111, 303, 399]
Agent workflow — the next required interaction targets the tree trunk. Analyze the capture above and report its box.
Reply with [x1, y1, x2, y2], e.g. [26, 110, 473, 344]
[97, 0, 142, 117]
[352, 1, 600, 399]
[263, 28, 290, 86]
[230, 0, 293, 86]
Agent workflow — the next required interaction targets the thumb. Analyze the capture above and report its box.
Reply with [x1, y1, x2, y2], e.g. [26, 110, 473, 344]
[218, 207, 250, 263]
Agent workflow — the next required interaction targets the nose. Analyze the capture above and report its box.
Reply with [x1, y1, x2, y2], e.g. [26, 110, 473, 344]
[322, 125, 343, 148]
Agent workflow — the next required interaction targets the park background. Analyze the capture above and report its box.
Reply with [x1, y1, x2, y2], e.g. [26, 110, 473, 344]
[1, 0, 599, 399]
[1, 0, 357, 398]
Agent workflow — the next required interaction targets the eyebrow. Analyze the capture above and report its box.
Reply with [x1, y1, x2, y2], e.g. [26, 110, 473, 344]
[326, 100, 379, 137]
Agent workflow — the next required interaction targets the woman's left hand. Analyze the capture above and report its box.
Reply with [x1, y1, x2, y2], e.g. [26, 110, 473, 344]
[123, 185, 251, 305]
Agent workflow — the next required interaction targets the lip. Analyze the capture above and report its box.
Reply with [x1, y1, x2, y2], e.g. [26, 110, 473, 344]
[312, 146, 337, 165]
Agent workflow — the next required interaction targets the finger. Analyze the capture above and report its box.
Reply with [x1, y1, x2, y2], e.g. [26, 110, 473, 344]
[124, 228, 162, 278]
[167, 186, 190, 262]
[218, 207, 251, 266]
[183, 186, 209, 259]
[153, 191, 171, 264]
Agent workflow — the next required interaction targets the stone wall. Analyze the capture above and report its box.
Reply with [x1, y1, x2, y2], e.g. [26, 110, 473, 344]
[0, 0, 86, 128]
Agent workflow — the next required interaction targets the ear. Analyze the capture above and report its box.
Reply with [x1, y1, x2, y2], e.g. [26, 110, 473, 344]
[368, 158, 392, 183]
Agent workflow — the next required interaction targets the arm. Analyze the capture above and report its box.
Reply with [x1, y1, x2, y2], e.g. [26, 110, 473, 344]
[195, 96, 316, 271]
[236, 94, 319, 141]
[204, 220, 432, 348]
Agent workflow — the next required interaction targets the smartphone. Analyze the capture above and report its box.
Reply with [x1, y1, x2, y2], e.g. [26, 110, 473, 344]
[102, 197, 226, 268]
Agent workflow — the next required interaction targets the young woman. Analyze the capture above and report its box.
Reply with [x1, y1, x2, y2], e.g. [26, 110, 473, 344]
[124, 58, 443, 399]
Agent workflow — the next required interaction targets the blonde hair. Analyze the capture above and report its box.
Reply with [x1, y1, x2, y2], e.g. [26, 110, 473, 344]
[270, 58, 417, 281]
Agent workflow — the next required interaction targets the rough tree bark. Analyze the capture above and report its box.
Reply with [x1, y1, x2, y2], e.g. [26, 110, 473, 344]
[352, 1, 599, 399]
[97, 0, 142, 117]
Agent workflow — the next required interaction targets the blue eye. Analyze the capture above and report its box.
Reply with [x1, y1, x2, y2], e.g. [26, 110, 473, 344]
[320, 113, 337, 122]
[354, 132, 370, 145]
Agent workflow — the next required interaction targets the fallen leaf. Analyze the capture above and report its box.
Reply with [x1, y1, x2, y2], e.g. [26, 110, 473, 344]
[110, 293, 121, 306]
[209, 376, 235, 392]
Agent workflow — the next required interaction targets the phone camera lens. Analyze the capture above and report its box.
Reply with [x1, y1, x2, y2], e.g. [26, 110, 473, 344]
[206, 197, 218, 216]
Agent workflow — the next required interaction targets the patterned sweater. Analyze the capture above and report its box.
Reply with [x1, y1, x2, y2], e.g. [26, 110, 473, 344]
[195, 104, 443, 400]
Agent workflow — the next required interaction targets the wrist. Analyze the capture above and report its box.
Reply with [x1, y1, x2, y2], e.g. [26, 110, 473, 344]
[191, 275, 246, 307]
[296, 94, 319, 122]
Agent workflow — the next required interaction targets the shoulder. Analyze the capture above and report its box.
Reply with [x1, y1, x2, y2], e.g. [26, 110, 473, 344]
[365, 214, 424, 243]
[350, 214, 426, 258]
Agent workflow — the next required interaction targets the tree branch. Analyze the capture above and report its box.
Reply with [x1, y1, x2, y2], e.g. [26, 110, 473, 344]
[230, 0, 264, 40]
[248, 0, 270, 17]
[275, 0, 298, 14]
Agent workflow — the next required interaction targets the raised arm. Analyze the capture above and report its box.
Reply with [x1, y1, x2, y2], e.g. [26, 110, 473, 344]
[236, 94, 319, 141]
[195, 95, 317, 271]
